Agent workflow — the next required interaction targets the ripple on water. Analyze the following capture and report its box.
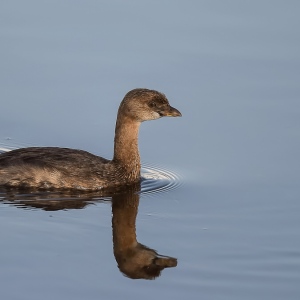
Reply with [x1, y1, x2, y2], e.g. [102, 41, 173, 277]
[141, 164, 182, 195]
[0, 139, 34, 152]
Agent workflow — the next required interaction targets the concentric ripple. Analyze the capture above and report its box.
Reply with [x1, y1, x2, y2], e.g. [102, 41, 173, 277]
[141, 164, 182, 195]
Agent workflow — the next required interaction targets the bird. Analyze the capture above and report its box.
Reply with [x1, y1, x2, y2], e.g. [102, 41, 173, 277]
[0, 88, 181, 191]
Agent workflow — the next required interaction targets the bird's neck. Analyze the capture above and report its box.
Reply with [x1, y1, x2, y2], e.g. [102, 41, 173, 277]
[112, 114, 141, 179]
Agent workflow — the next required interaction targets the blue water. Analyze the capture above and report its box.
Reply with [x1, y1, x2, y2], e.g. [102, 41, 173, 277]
[1, 1, 300, 299]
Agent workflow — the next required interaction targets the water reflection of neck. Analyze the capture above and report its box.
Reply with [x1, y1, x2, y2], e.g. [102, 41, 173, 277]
[112, 189, 139, 252]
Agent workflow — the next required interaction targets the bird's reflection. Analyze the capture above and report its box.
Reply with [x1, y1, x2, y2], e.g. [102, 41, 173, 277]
[0, 184, 177, 279]
[112, 185, 177, 279]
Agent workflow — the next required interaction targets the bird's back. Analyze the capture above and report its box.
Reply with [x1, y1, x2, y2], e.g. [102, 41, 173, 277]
[0, 147, 111, 190]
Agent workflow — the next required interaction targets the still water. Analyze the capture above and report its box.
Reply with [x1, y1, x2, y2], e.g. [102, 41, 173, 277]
[1, 1, 300, 299]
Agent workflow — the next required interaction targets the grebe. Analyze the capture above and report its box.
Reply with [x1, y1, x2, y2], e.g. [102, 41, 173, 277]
[0, 88, 181, 190]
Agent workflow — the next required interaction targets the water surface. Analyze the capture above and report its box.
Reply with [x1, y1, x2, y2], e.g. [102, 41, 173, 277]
[1, 1, 300, 299]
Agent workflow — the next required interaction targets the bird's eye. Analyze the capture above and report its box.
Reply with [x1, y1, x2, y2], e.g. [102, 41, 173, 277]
[149, 101, 157, 108]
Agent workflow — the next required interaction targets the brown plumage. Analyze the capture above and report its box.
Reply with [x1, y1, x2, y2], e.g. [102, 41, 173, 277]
[0, 88, 181, 190]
